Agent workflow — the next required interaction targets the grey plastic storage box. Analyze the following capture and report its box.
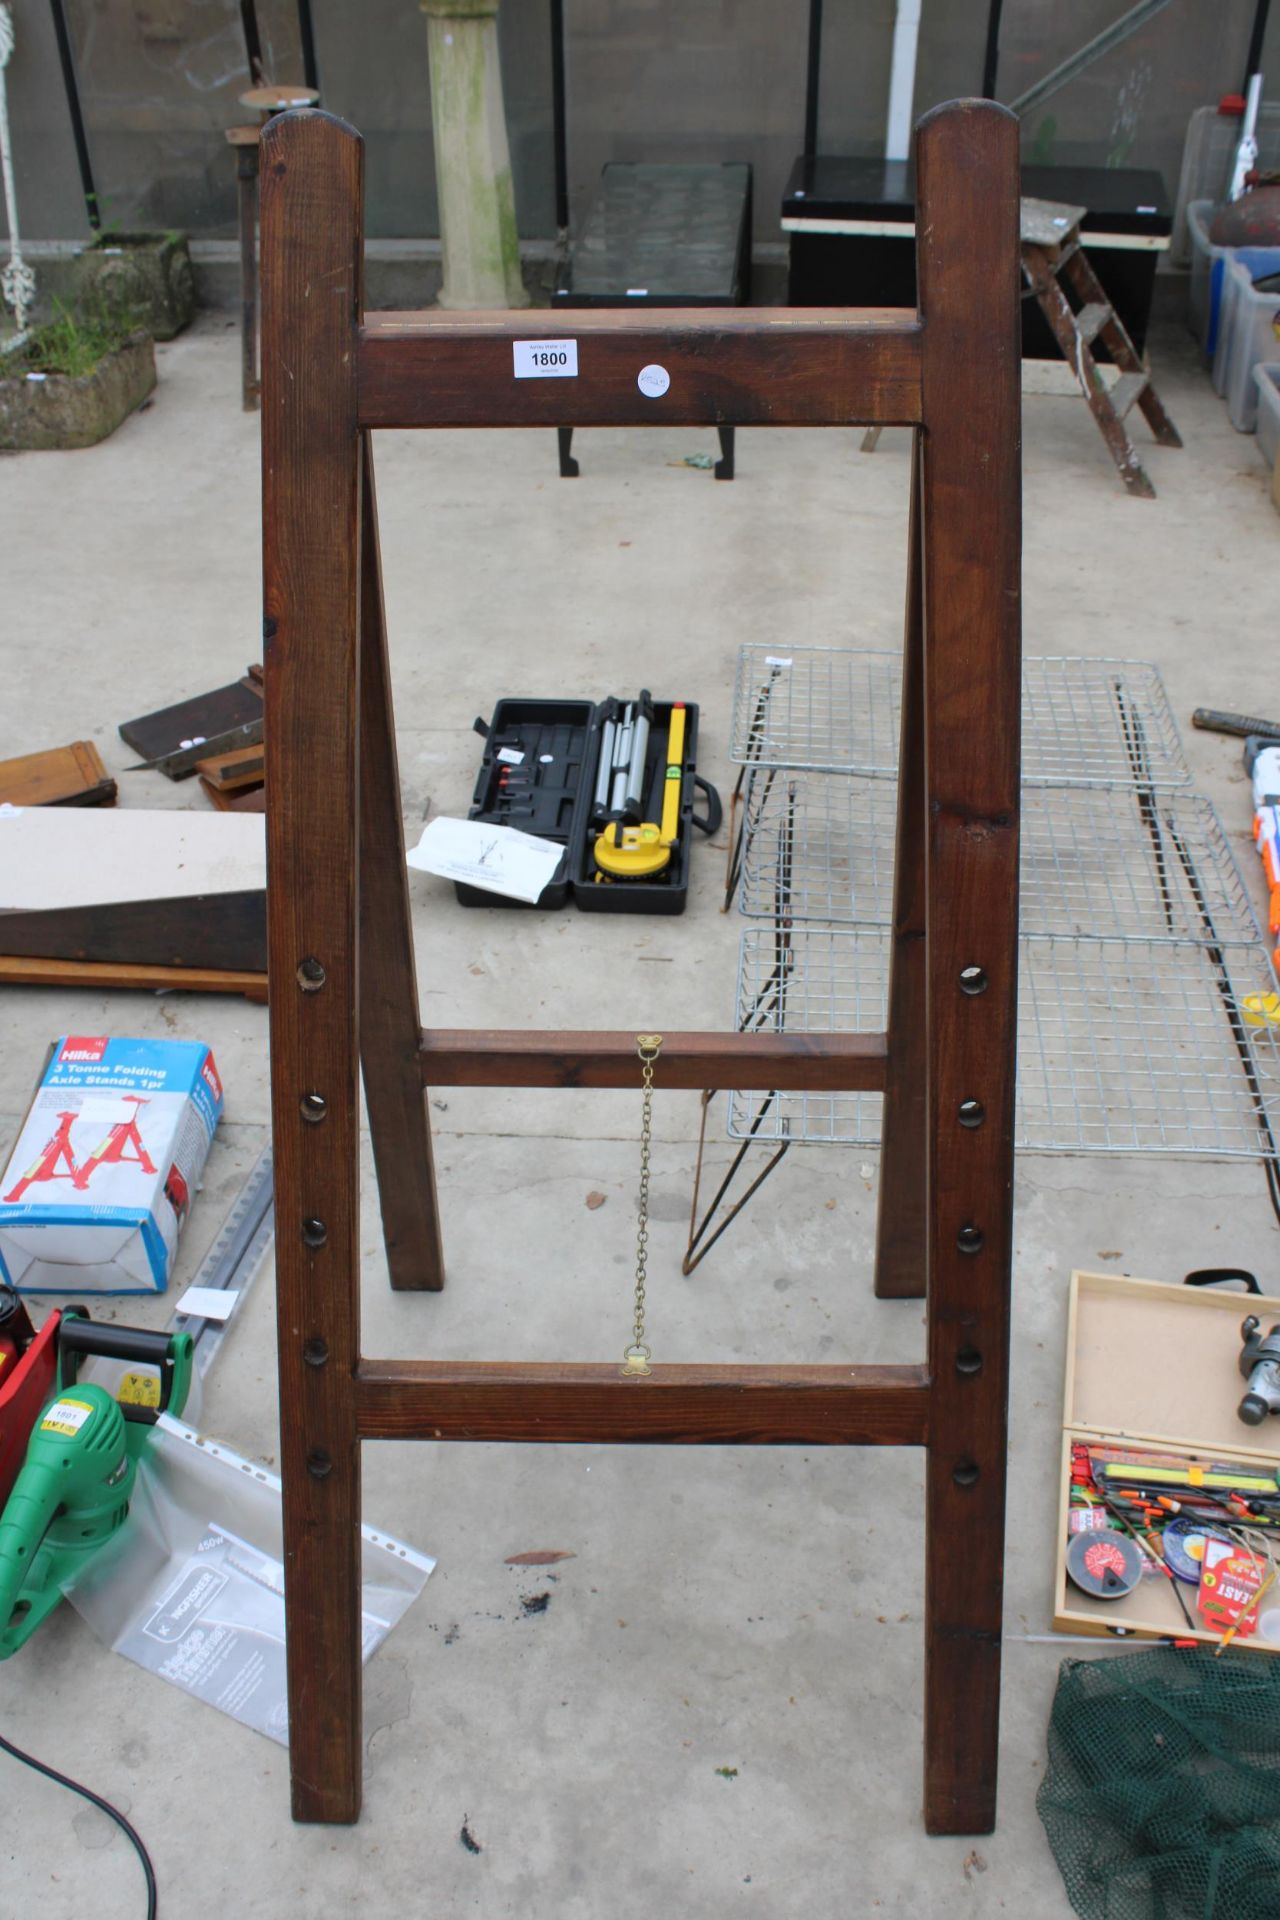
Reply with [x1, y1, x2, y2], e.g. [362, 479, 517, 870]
[1187, 200, 1280, 361]
[1255, 363, 1280, 470]
[1188, 200, 1230, 355]
[1211, 245, 1280, 399]
[1214, 255, 1280, 429]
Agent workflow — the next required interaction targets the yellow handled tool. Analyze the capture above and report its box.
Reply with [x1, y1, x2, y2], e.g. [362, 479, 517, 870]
[594, 705, 686, 880]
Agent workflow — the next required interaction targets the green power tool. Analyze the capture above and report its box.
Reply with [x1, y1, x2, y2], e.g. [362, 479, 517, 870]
[0, 1314, 192, 1656]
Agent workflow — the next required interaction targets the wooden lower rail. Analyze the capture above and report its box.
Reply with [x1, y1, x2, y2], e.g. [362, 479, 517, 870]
[355, 1361, 930, 1445]
[417, 1028, 889, 1090]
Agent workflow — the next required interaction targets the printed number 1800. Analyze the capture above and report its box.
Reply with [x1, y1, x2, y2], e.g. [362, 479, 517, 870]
[513, 339, 579, 379]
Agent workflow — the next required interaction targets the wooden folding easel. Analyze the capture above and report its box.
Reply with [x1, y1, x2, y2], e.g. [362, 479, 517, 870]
[260, 99, 1022, 1838]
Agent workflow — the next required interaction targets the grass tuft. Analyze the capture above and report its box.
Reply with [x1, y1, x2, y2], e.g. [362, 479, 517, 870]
[11, 294, 144, 379]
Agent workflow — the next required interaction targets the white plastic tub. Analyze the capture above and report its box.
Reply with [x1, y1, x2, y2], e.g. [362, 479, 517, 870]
[1255, 363, 1280, 469]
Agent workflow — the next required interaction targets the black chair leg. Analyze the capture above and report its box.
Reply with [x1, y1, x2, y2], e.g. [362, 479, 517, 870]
[557, 427, 579, 477]
[715, 426, 735, 481]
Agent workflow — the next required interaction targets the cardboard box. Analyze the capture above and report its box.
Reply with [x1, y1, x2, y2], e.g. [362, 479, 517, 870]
[0, 1036, 223, 1294]
[1055, 1269, 1280, 1652]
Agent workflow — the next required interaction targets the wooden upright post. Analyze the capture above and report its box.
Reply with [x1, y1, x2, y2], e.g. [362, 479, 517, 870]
[260, 109, 366, 1823]
[874, 444, 928, 1300]
[916, 101, 1021, 1835]
[358, 448, 447, 1291]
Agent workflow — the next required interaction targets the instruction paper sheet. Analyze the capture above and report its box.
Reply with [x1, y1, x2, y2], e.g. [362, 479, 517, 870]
[407, 816, 564, 904]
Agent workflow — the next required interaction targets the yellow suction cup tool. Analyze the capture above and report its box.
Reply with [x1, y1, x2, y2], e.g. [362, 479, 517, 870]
[1243, 991, 1280, 1029]
[593, 704, 686, 880]
[595, 818, 672, 878]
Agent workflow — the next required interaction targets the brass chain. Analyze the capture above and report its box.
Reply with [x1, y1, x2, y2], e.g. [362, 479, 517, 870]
[620, 1033, 662, 1379]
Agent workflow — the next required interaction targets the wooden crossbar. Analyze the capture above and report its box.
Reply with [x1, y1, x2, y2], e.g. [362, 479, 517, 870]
[355, 1361, 930, 1446]
[358, 307, 923, 430]
[260, 98, 1022, 1845]
[417, 1028, 889, 1090]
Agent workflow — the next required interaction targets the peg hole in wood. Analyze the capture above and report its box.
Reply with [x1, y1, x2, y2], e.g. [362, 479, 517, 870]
[303, 1338, 329, 1368]
[955, 1347, 983, 1376]
[953, 1460, 980, 1488]
[307, 1449, 333, 1479]
[957, 1223, 984, 1255]
[301, 1092, 328, 1124]
[959, 965, 988, 996]
[297, 956, 326, 992]
[958, 1098, 985, 1129]
[302, 1217, 327, 1247]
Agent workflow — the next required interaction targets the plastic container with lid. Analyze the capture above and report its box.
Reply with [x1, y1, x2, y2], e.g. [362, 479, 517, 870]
[1187, 200, 1233, 355]
[1172, 100, 1280, 269]
[1213, 256, 1280, 428]
[1254, 363, 1280, 469]
[1189, 201, 1280, 365]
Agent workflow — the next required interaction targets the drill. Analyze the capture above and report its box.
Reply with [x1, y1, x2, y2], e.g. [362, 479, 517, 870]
[1238, 1314, 1280, 1426]
[0, 1317, 192, 1655]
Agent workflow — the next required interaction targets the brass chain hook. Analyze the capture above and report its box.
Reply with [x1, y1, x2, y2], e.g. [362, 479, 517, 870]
[620, 1033, 662, 1379]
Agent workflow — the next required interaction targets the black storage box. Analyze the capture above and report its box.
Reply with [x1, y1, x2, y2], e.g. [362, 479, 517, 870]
[781, 155, 1171, 359]
[457, 696, 719, 915]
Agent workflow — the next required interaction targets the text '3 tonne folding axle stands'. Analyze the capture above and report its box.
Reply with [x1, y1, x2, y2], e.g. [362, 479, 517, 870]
[259, 97, 1021, 1836]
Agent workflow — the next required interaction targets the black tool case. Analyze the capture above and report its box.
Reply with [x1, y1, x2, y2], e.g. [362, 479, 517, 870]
[455, 699, 596, 909]
[456, 696, 720, 914]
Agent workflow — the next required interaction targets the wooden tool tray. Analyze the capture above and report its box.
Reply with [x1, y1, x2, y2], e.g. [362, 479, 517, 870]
[1056, 1269, 1280, 1650]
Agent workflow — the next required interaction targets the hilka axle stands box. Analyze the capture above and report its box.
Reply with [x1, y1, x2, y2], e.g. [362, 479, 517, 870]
[0, 1036, 223, 1294]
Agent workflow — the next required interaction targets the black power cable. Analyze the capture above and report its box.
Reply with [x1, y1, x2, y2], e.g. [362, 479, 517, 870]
[0, 1728, 157, 1919]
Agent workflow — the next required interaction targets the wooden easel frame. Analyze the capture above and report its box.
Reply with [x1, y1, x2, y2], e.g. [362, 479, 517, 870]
[260, 100, 1022, 1836]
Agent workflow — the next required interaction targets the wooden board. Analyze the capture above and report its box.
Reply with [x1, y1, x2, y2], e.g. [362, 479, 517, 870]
[119, 677, 262, 769]
[1065, 1269, 1280, 1455]
[200, 777, 265, 813]
[0, 808, 264, 909]
[1019, 196, 1085, 247]
[0, 740, 116, 808]
[0, 809, 266, 970]
[196, 743, 266, 789]
[359, 308, 924, 431]
[0, 955, 267, 1001]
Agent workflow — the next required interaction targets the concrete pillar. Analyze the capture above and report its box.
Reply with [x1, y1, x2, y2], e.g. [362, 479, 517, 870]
[420, 0, 528, 309]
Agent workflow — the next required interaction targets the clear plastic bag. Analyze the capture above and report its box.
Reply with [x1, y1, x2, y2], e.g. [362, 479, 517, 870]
[64, 1415, 433, 1745]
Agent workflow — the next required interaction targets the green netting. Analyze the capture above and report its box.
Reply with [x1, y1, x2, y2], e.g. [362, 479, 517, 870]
[1038, 1649, 1280, 1920]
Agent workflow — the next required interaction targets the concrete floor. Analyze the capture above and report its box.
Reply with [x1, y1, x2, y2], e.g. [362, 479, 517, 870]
[1, 308, 1278, 1918]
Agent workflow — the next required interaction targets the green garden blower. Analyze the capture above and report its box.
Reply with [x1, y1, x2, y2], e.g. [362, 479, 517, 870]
[0, 1312, 192, 1656]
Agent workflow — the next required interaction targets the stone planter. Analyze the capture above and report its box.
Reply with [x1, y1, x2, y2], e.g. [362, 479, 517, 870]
[0, 333, 156, 451]
[74, 231, 196, 341]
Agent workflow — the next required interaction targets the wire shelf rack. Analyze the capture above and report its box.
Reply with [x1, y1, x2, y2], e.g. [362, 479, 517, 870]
[728, 647, 1190, 788]
[731, 926, 888, 1152]
[729, 926, 1280, 1158]
[739, 775, 1260, 948]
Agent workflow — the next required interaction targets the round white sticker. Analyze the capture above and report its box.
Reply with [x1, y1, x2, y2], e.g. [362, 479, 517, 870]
[637, 364, 670, 399]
